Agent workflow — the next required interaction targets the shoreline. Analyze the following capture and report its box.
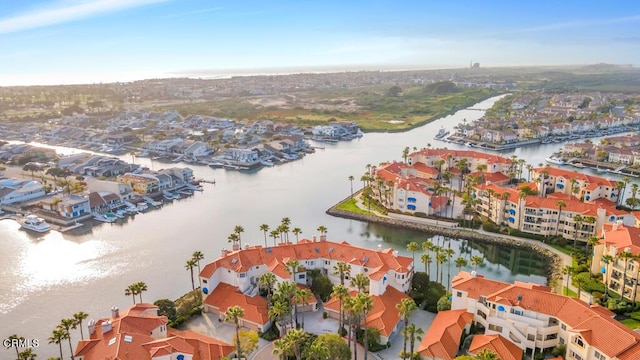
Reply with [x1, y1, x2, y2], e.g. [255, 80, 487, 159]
[326, 195, 565, 291]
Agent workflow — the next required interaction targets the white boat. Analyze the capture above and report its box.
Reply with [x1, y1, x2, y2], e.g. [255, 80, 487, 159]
[434, 127, 450, 140]
[465, 142, 474, 148]
[136, 202, 149, 212]
[545, 156, 565, 165]
[93, 213, 117, 223]
[260, 159, 275, 167]
[21, 215, 52, 233]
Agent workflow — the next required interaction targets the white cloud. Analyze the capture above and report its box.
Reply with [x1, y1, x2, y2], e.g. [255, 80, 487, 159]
[161, 7, 223, 19]
[0, 0, 170, 34]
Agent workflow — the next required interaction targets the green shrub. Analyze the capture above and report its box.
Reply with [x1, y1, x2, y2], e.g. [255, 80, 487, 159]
[414, 212, 427, 218]
[260, 324, 280, 341]
[323, 311, 328, 319]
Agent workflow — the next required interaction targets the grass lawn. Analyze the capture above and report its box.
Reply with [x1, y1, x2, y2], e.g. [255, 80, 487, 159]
[336, 198, 373, 215]
[563, 287, 577, 297]
[621, 319, 640, 329]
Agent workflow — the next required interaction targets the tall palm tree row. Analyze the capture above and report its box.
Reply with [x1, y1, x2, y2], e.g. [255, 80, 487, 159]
[396, 298, 418, 360]
[332, 261, 351, 286]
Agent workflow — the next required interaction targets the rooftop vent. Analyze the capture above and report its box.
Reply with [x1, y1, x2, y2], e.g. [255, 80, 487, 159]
[328, 247, 334, 254]
[124, 335, 133, 343]
[231, 258, 238, 264]
[363, 256, 369, 263]
[315, 247, 320, 253]
[108, 337, 117, 346]
[266, 248, 272, 253]
[517, 294, 523, 301]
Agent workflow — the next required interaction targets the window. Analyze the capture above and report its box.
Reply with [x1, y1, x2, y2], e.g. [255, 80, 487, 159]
[239, 273, 246, 278]
[510, 308, 523, 316]
[488, 324, 503, 332]
[308, 261, 315, 266]
[527, 334, 535, 341]
[561, 324, 566, 330]
[574, 336, 584, 348]
[559, 337, 565, 345]
[570, 351, 583, 360]
[298, 274, 305, 279]
[202, 279, 207, 284]
[325, 260, 330, 265]
[456, 291, 462, 297]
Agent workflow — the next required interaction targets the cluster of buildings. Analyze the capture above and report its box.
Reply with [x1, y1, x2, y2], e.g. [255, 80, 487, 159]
[451, 92, 640, 146]
[560, 132, 640, 168]
[372, 149, 640, 244]
[198, 238, 414, 344]
[418, 270, 640, 360]
[73, 303, 233, 360]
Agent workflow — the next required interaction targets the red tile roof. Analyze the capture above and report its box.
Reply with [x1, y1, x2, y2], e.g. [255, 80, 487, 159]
[599, 223, 640, 256]
[74, 303, 233, 360]
[533, 167, 616, 187]
[410, 149, 512, 165]
[417, 310, 473, 360]
[204, 283, 269, 326]
[200, 240, 412, 281]
[468, 334, 523, 360]
[451, 272, 511, 300]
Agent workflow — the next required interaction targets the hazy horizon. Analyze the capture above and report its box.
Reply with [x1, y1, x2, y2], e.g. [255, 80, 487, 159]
[2, 0, 640, 86]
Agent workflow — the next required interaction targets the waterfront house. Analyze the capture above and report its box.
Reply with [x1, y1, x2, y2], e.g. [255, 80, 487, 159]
[608, 148, 635, 165]
[158, 167, 194, 185]
[90, 180, 135, 201]
[88, 191, 123, 213]
[450, 271, 640, 359]
[117, 173, 159, 194]
[198, 239, 413, 341]
[183, 141, 210, 157]
[417, 309, 473, 360]
[223, 148, 260, 167]
[0, 179, 45, 205]
[55, 194, 91, 218]
[144, 138, 184, 154]
[74, 303, 233, 360]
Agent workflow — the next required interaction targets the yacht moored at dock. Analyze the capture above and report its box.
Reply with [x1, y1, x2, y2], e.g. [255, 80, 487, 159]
[21, 215, 52, 233]
[545, 156, 565, 165]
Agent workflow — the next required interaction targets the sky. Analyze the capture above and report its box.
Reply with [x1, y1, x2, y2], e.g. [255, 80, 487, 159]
[1, 0, 640, 86]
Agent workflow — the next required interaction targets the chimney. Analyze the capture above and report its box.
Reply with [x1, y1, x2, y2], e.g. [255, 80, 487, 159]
[221, 248, 229, 257]
[319, 234, 327, 242]
[471, 270, 477, 278]
[393, 250, 399, 257]
[102, 320, 112, 334]
[88, 319, 96, 335]
[613, 221, 619, 231]
[312, 234, 317, 242]
[244, 244, 250, 250]
[377, 244, 382, 252]
[111, 306, 119, 319]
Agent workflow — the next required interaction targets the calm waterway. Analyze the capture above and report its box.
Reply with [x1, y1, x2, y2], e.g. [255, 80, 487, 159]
[1, 94, 624, 357]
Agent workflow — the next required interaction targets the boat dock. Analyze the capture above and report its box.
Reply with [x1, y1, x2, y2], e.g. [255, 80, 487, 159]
[59, 223, 84, 232]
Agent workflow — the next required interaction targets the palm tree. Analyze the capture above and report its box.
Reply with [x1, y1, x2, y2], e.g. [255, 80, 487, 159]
[224, 305, 245, 359]
[402, 146, 410, 163]
[555, 200, 566, 237]
[6, 334, 25, 359]
[273, 337, 291, 360]
[407, 241, 420, 265]
[281, 217, 291, 242]
[422, 239, 434, 258]
[444, 247, 455, 291]
[619, 250, 635, 300]
[192, 251, 205, 275]
[332, 261, 351, 286]
[276, 281, 297, 326]
[331, 284, 349, 334]
[269, 229, 279, 246]
[292, 227, 302, 243]
[470, 255, 484, 272]
[285, 259, 301, 282]
[455, 257, 468, 274]
[573, 215, 583, 248]
[136, 281, 147, 303]
[586, 236, 600, 263]
[227, 233, 240, 250]
[186, 259, 197, 290]
[18, 348, 37, 360]
[73, 311, 89, 340]
[259, 272, 277, 307]
[402, 323, 424, 360]
[348, 175, 355, 198]
[268, 300, 289, 331]
[396, 298, 417, 360]
[316, 225, 327, 236]
[602, 254, 614, 298]
[356, 293, 374, 360]
[234, 225, 245, 248]
[59, 318, 76, 359]
[294, 288, 311, 329]
[259, 224, 270, 247]
[350, 273, 370, 293]
[562, 265, 575, 296]
[48, 328, 66, 360]
[631, 183, 639, 209]
[420, 253, 432, 280]
[124, 284, 138, 304]
[281, 328, 307, 360]
[342, 295, 356, 353]
[433, 246, 442, 281]
[436, 252, 447, 283]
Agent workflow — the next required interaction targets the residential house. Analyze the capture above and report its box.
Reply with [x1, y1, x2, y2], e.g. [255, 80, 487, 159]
[117, 173, 159, 194]
[55, 194, 91, 218]
[74, 303, 233, 360]
[0, 179, 45, 205]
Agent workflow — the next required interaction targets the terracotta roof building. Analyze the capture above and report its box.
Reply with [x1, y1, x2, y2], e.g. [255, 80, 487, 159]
[74, 303, 233, 360]
[451, 271, 640, 360]
[417, 309, 473, 360]
[199, 239, 414, 339]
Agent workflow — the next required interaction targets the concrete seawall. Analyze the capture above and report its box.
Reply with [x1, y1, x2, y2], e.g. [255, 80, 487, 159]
[326, 200, 564, 289]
